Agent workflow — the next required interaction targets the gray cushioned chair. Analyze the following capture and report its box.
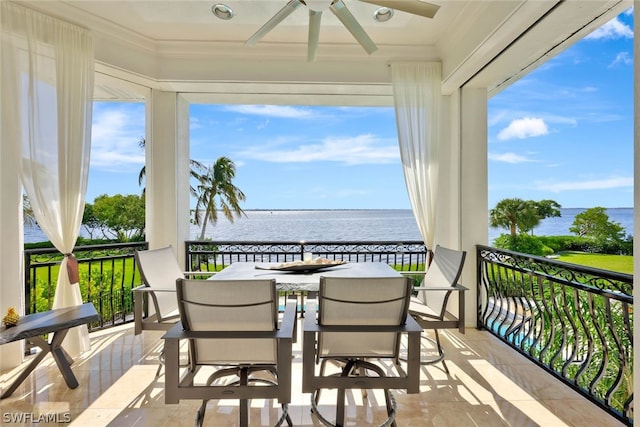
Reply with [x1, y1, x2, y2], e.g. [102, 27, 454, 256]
[163, 278, 296, 427]
[133, 246, 215, 336]
[302, 276, 422, 427]
[133, 246, 215, 375]
[406, 244, 467, 374]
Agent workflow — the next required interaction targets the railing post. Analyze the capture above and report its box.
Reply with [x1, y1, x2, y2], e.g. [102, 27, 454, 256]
[24, 251, 32, 315]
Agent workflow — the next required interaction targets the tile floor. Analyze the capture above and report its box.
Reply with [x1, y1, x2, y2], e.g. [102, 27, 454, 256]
[0, 321, 624, 427]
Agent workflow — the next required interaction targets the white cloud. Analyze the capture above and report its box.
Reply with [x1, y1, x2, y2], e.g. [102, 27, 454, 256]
[609, 51, 633, 68]
[237, 134, 399, 165]
[91, 106, 145, 170]
[535, 176, 633, 193]
[585, 17, 633, 40]
[497, 117, 549, 141]
[488, 152, 534, 164]
[225, 105, 316, 119]
[190, 116, 202, 130]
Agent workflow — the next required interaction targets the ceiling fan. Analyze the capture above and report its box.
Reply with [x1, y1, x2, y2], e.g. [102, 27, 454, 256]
[245, 0, 440, 61]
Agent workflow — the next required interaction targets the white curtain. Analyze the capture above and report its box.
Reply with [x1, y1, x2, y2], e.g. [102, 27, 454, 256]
[1, 2, 94, 356]
[391, 62, 441, 251]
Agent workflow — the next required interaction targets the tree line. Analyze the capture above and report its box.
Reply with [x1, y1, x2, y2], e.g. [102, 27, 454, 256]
[490, 198, 631, 256]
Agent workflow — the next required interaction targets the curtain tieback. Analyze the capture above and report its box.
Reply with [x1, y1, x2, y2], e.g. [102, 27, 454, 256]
[65, 253, 79, 284]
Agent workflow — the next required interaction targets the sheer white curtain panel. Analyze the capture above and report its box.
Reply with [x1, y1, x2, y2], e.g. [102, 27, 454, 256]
[390, 62, 441, 251]
[1, 2, 94, 356]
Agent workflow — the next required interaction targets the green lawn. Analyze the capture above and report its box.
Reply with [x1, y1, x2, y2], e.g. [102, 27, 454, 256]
[555, 251, 633, 274]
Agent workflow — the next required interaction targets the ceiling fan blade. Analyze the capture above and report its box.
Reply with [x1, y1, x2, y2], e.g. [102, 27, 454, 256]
[308, 10, 322, 61]
[245, 0, 304, 46]
[358, 0, 440, 19]
[330, 0, 377, 55]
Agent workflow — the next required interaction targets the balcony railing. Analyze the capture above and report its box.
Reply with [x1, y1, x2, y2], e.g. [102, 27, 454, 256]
[24, 242, 148, 330]
[184, 240, 428, 271]
[24, 240, 426, 331]
[476, 245, 633, 426]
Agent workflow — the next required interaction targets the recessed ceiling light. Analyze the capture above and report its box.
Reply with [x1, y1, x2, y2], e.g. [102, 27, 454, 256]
[211, 4, 233, 20]
[373, 7, 394, 23]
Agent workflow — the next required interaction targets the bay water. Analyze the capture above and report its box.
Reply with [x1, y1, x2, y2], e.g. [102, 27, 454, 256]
[24, 208, 634, 244]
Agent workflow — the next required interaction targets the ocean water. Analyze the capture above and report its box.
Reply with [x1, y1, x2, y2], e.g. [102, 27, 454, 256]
[24, 208, 634, 244]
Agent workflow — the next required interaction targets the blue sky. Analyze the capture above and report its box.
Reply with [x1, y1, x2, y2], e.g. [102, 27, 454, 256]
[88, 8, 634, 210]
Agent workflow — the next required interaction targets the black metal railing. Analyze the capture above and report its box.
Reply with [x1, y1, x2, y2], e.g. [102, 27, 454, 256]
[24, 240, 425, 331]
[185, 240, 428, 272]
[476, 245, 633, 426]
[24, 242, 148, 331]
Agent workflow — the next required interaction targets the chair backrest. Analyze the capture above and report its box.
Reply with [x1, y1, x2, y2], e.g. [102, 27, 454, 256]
[317, 276, 412, 359]
[421, 245, 466, 315]
[135, 246, 184, 316]
[176, 278, 278, 365]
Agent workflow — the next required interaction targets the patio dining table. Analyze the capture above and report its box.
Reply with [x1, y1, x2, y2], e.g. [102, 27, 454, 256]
[211, 261, 401, 292]
[212, 261, 402, 317]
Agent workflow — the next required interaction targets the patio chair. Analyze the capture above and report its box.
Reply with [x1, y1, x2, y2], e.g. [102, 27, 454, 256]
[163, 278, 296, 427]
[406, 244, 467, 374]
[302, 276, 422, 427]
[133, 246, 215, 374]
[133, 245, 216, 336]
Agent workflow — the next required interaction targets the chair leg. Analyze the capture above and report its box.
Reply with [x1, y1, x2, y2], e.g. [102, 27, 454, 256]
[239, 368, 249, 427]
[283, 405, 293, 427]
[334, 359, 355, 427]
[195, 400, 207, 427]
[384, 390, 397, 427]
[358, 366, 368, 399]
[433, 329, 450, 375]
[155, 346, 166, 377]
[314, 359, 329, 405]
[310, 364, 398, 427]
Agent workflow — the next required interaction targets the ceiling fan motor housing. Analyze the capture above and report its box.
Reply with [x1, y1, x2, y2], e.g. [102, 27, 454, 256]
[304, 0, 334, 12]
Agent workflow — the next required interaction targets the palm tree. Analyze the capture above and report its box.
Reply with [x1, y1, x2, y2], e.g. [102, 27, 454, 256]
[193, 156, 246, 240]
[23, 194, 37, 227]
[137, 137, 206, 196]
[489, 198, 539, 237]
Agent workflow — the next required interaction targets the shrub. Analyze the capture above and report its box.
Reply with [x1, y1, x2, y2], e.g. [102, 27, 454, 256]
[492, 234, 554, 256]
[537, 235, 633, 255]
[537, 235, 583, 252]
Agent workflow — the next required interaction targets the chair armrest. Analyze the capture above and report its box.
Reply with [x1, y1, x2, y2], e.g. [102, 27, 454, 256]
[400, 271, 426, 276]
[413, 284, 467, 334]
[303, 303, 318, 332]
[183, 271, 216, 276]
[413, 284, 468, 292]
[278, 300, 298, 341]
[132, 286, 176, 293]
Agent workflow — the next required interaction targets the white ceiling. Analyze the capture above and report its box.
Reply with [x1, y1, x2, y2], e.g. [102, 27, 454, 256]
[17, 0, 633, 104]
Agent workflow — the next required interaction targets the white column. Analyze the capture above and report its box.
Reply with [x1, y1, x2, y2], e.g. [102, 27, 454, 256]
[0, 121, 24, 369]
[434, 87, 487, 328]
[459, 87, 489, 328]
[145, 90, 191, 266]
[435, 92, 461, 248]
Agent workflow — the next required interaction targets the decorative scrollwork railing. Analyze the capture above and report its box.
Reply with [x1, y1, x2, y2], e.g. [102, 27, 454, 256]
[185, 240, 427, 272]
[477, 245, 633, 426]
[24, 242, 148, 331]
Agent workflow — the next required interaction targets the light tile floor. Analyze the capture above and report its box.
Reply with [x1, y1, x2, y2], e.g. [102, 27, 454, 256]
[0, 321, 624, 427]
